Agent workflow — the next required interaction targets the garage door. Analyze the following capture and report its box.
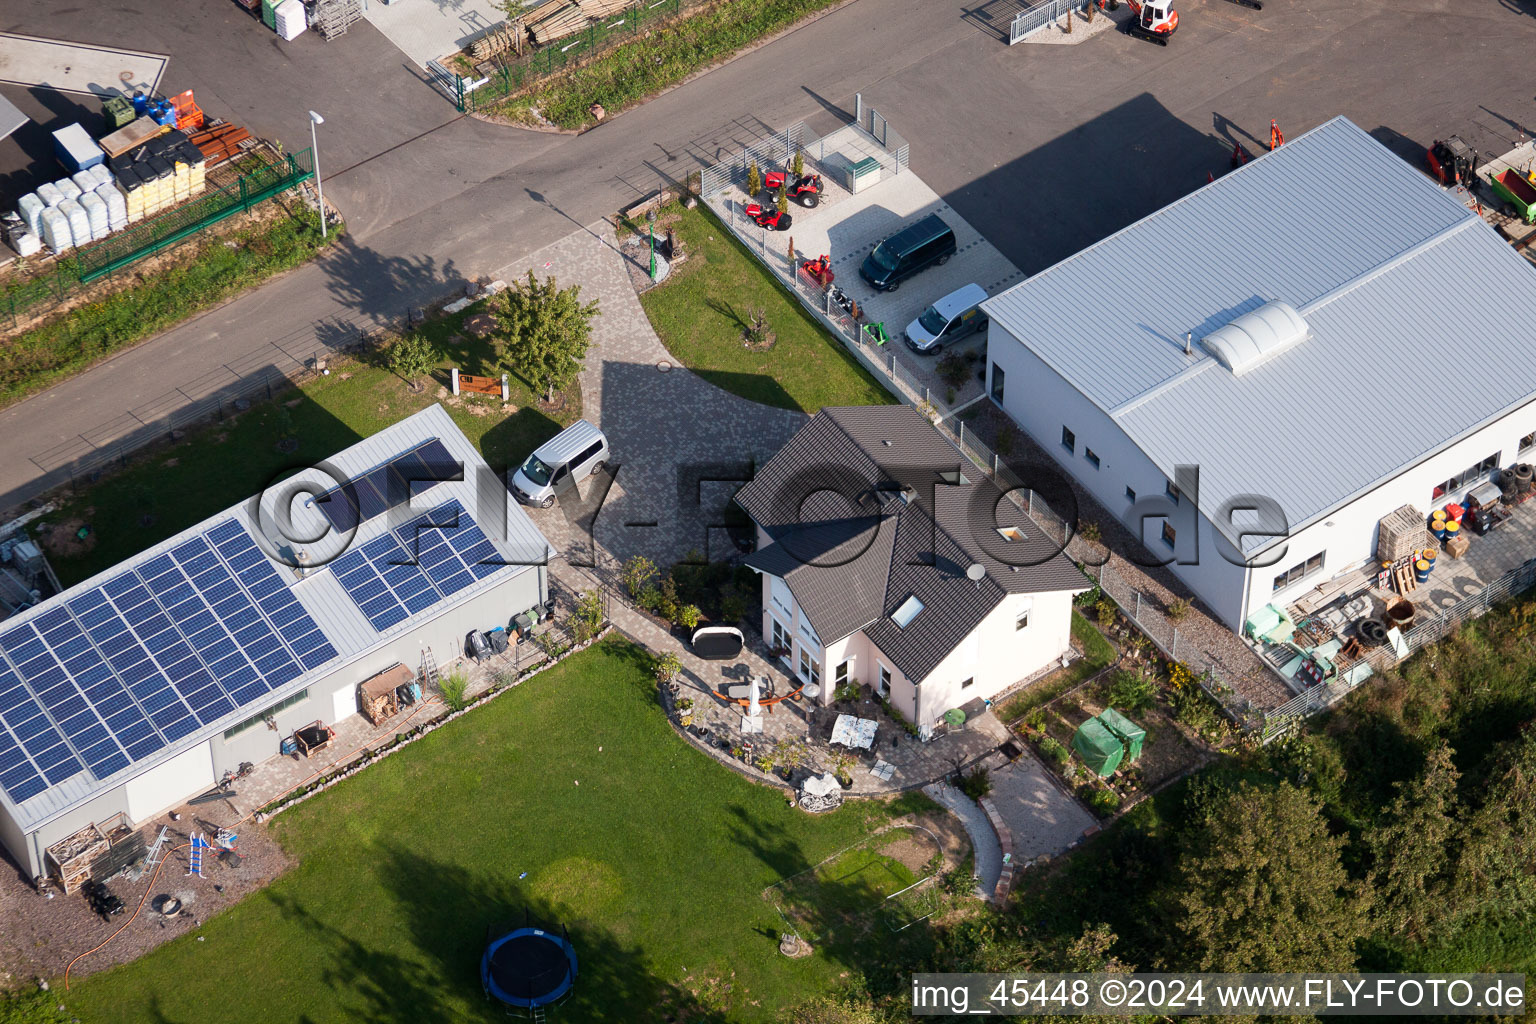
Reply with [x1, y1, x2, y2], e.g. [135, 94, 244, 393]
[125, 742, 213, 822]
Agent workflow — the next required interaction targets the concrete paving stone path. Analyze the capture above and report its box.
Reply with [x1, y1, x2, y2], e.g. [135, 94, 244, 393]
[924, 780, 1002, 899]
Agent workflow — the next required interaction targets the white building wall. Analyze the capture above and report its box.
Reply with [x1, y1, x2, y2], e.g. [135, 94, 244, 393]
[988, 329, 1251, 629]
[913, 591, 1073, 730]
[1253, 414, 1536, 620]
[124, 742, 213, 822]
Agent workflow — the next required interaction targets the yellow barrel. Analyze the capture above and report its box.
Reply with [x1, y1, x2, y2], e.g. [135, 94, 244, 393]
[1444, 520, 1461, 541]
[1431, 509, 1448, 523]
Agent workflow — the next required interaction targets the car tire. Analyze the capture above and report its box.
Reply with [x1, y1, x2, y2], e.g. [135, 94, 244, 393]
[937, 254, 950, 266]
[974, 318, 989, 335]
[541, 495, 555, 509]
[931, 342, 943, 354]
[590, 461, 606, 476]
[886, 281, 899, 292]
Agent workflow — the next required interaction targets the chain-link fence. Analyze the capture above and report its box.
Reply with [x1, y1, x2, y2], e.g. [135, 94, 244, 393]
[1, 148, 315, 328]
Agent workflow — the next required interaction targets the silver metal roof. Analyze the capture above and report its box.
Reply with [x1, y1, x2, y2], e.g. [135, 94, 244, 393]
[982, 117, 1536, 552]
[2, 405, 551, 834]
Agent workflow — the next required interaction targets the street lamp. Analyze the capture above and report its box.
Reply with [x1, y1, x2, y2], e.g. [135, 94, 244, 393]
[308, 110, 326, 239]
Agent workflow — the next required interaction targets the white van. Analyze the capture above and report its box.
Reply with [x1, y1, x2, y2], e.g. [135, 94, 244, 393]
[510, 420, 609, 508]
[903, 282, 988, 353]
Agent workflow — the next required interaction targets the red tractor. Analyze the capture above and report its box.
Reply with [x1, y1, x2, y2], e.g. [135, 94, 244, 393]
[743, 203, 793, 230]
[765, 170, 824, 208]
[1426, 136, 1477, 187]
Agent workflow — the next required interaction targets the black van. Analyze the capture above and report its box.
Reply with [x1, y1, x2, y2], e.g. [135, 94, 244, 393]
[859, 214, 957, 292]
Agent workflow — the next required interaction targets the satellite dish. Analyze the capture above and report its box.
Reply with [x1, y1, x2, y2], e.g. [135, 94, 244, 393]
[966, 563, 986, 582]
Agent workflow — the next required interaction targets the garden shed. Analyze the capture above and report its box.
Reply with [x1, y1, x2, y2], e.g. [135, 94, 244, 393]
[1098, 708, 1145, 763]
[1071, 717, 1124, 777]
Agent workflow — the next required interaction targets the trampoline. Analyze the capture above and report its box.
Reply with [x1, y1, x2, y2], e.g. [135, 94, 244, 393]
[482, 925, 577, 1012]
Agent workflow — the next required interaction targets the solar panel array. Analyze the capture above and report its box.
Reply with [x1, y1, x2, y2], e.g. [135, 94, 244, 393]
[0, 519, 337, 805]
[332, 499, 504, 632]
[316, 438, 458, 534]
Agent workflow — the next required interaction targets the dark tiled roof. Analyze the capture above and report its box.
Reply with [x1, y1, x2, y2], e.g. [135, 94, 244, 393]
[735, 407, 1087, 681]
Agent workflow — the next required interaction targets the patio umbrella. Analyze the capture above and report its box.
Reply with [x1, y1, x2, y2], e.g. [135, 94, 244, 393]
[748, 677, 761, 718]
[943, 708, 966, 729]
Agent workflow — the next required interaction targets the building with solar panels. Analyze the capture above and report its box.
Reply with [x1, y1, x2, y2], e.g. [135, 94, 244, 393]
[0, 405, 552, 879]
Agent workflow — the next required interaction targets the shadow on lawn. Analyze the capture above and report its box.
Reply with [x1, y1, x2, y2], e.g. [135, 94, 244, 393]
[724, 806, 934, 994]
[311, 844, 734, 1022]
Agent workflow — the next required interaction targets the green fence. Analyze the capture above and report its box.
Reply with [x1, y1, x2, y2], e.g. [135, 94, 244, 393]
[454, 0, 683, 113]
[2, 148, 315, 325]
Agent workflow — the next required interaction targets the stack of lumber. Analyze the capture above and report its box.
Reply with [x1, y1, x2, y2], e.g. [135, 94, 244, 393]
[469, 21, 521, 60]
[189, 122, 253, 168]
[526, 0, 632, 44]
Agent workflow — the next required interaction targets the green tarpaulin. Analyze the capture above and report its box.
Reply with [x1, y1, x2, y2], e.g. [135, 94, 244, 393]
[1071, 717, 1124, 777]
[1098, 708, 1146, 763]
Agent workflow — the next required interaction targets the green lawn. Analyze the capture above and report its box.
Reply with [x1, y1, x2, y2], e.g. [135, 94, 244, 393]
[639, 205, 894, 412]
[64, 639, 918, 1023]
[39, 300, 577, 588]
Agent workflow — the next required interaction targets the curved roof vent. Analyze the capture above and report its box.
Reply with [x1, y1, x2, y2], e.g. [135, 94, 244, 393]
[1200, 301, 1310, 376]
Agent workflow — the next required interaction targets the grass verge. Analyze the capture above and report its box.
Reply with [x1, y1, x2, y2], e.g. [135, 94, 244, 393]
[0, 207, 338, 409]
[639, 204, 894, 412]
[37, 297, 577, 588]
[492, 0, 846, 130]
[63, 638, 920, 1023]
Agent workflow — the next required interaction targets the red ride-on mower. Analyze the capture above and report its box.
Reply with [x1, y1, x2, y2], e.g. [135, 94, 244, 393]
[1427, 136, 1477, 187]
[802, 253, 834, 289]
[765, 170, 824, 207]
[743, 203, 793, 231]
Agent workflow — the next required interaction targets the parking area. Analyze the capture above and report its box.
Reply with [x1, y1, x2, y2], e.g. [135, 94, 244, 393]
[708, 145, 1023, 408]
[364, 0, 507, 68]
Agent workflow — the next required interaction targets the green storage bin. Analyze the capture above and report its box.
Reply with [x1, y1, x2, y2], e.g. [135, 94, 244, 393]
[102, 96, 135, 131]
[262, 0, 280, 29]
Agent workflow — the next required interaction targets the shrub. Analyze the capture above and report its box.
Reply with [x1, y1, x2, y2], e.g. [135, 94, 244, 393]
[792, 148, 805, 178]
[1107, 670, 1157, 713]
[1024, 710, 1047, 733]
[1086, 788, 1122, 817]
[881, 698, 921, 737]
[621, 555, 658, 599]
[1038, 735, 1069, 765]
[638, 585, 663, 613]
[538, 633, 571, 660]
[747, 159, 761, 197]
[937, 351, 970, 388]
[957, 767, 992, 802]
[1078, 520, 1102, 544]
[568, 590, 605, 644]
[719, 591, 746, 623]
[995, 423, 1015, 457]
[1166, 597, 1191, 622]
[834, 680, 861, 703]
[387, 332, 437, 389]
[678, 604, 702, 630]
[653, 651, 681, 683]
[657, 577, 681, 621]
[1094, 597, 1118, 630]
[439, 671, 470, 712]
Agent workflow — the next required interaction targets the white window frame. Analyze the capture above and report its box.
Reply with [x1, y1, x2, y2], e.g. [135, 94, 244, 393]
[877, 663, 892, 698]
[770, 616, 790, 655]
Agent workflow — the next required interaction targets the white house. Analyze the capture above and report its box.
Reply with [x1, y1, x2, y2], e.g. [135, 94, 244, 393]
[734, 406, 1089, 735]
[0, 405, 552, 880]
[981, 116, 1536, 634]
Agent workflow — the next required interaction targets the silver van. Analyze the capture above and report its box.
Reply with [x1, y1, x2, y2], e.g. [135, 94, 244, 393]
[510, 420, 609, 508]
[904, 282, 988, 353]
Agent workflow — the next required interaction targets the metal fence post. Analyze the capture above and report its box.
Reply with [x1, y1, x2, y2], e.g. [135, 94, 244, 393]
[1171, 629, 1178, 659]
[959, 421, 965, 448]
[1134, 592, 1142, 621]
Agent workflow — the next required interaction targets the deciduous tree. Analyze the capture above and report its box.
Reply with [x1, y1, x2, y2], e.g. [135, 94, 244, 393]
[1368, 741, 1460, 938]
[1172, 781, 1367, 972]
[492, 271, 599, 403]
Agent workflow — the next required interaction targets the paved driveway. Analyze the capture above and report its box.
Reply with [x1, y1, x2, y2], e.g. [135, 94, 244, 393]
[493, 224, 804, 571]
[988, 752, 1096, 861]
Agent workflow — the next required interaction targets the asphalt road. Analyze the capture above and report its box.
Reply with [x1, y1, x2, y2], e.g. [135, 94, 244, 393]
[2, 0, 1534, 513]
